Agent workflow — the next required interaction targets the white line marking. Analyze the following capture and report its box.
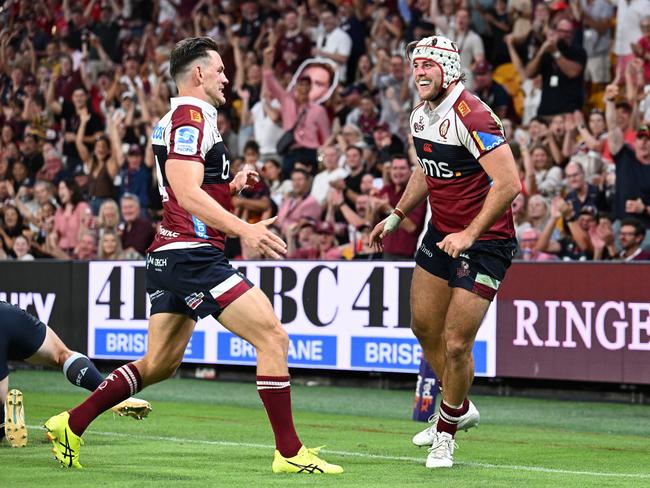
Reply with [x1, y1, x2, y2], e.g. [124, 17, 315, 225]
[30, 425, 650, 479]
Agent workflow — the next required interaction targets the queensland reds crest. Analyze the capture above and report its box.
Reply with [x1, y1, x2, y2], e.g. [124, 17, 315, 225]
[457, 261, 470, 278]
[413, 116, 425, 133]
[439, 119, 450, 139]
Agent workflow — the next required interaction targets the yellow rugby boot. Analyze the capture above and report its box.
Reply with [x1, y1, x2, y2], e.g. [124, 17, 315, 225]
[272, 445, 343, 474]
[44, 411, 83, 468]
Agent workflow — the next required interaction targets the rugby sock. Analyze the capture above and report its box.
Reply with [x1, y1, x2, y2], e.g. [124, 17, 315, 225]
[68, 363, 142, 436]
[436, 398, 470, 437]
[0, 407, 4, 440]
[63, 352, 105, 392]
[257, 376, 302, 458]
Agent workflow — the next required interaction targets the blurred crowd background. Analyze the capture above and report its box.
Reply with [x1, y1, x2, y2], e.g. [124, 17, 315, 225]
[1, 0, 650, 263]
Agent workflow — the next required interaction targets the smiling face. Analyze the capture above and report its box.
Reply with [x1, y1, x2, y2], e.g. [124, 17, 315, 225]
[412, 58, 443, 101]
[527, 195, 548, 219]
[102, 233, 118, 256]
[531, 147, 550, 170]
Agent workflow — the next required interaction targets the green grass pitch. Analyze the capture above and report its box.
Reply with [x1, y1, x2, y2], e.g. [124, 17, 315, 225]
[1, 370, 649, 487]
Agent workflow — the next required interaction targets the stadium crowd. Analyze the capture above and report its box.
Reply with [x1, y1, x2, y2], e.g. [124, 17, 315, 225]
[0, 0, 649, 262]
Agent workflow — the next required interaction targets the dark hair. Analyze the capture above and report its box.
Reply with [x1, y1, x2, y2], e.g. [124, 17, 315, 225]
[346, 145, 363, 157]
[170, 37, 220, 82]
[391, 154, 409, 163]
[620, 218, 646, 238]
[59, 178, 84, 207]
[243, 140, 260, 154]
[597, 212, 612, 223]
[291, 168, 310, 179]
[531, 116, 549, 127]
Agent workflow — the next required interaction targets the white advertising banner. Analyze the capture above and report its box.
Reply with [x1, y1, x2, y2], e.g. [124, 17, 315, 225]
[88, 261, 496, 376]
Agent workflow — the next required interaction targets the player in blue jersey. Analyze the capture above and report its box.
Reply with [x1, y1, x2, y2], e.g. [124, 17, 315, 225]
[0, 301, 149, 447]
[371, 35, 521, 468]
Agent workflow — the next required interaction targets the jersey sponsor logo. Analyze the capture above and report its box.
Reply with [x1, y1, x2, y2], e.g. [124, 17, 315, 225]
[159, 225, 180, 238]
[472, 130, 505, 152]
[418, 157, 454, 178]
[458, 101, 471, 117]
[423, 143, 433, 153]
[192, 215, 209, 239]
[151, 125, 165, 141]
[439, 119, 450, 139]
[174, 126, 200, 155]
[190, 109, 202, 123]
[413, 115, 425, 133]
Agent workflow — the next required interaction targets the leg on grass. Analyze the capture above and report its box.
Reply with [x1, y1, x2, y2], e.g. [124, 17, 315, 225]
[441, 288, 490, 408]
[410, 265, 451, 380]
[25, 326, 104, 391]
[217, 287, 301, 457]
[67, 313, 194, 435]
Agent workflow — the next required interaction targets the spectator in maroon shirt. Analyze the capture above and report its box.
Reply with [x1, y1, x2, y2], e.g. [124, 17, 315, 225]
[274, 8, 313, 76]
[376, 155, 427, 260]
[119, 193, 155, 257]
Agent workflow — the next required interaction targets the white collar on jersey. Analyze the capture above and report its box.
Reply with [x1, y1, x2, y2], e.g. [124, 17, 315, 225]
[170, 96, 218, 120]
[430, 82, 465, 116]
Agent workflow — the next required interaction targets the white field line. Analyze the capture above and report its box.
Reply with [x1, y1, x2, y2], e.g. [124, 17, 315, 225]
[30, 425, 650, 480]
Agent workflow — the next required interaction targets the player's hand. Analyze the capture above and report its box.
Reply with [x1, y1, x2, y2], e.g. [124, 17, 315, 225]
[241, 216, 287, 259]
[369, 213, 401, 252]
[604, 83, 619, 101]
[230, 168, 259, 195]
[436, 230, 475, 259]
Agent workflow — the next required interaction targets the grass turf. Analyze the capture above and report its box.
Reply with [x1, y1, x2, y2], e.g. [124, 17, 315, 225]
[1, 370, 649, 487]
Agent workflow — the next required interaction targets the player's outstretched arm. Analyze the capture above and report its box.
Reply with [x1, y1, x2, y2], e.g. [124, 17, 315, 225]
[370, 165, 428, 250]
[166, 159, 287, 258]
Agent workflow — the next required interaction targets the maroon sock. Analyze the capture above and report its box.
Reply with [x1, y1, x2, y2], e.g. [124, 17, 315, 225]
[257, 376, 302, 458]
[68, 363, 142, 436]
[436, 398, 469, 437]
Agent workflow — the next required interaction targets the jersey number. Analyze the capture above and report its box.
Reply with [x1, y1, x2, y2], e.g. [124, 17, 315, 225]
[221, 154, 230, 180]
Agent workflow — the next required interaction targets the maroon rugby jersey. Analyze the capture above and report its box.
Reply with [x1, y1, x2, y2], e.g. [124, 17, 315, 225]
[148, 96, 233, 252]
[410, 83, 515, 240]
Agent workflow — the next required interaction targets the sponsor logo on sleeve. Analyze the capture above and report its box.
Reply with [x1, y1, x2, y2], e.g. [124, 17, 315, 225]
[458, 101, 471, 117]
[174, 126, 200, 155]
[472, 130, 505, 152]
[190, 109, 202, 123]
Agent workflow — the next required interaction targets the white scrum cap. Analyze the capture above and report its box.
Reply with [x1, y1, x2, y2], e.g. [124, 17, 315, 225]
[406, 36, 462, 90]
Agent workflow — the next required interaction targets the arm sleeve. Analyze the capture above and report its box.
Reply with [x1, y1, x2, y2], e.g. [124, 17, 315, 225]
[457, 101, 507, 160]
[168, 105, 207, 163]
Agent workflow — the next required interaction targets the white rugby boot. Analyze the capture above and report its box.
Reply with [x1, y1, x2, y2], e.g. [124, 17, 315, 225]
[425, 431, 457, 469]
[412, 400, 479, 446]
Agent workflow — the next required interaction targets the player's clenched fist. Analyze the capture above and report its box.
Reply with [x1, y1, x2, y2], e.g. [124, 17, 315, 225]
[436, 231, 475, 259]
